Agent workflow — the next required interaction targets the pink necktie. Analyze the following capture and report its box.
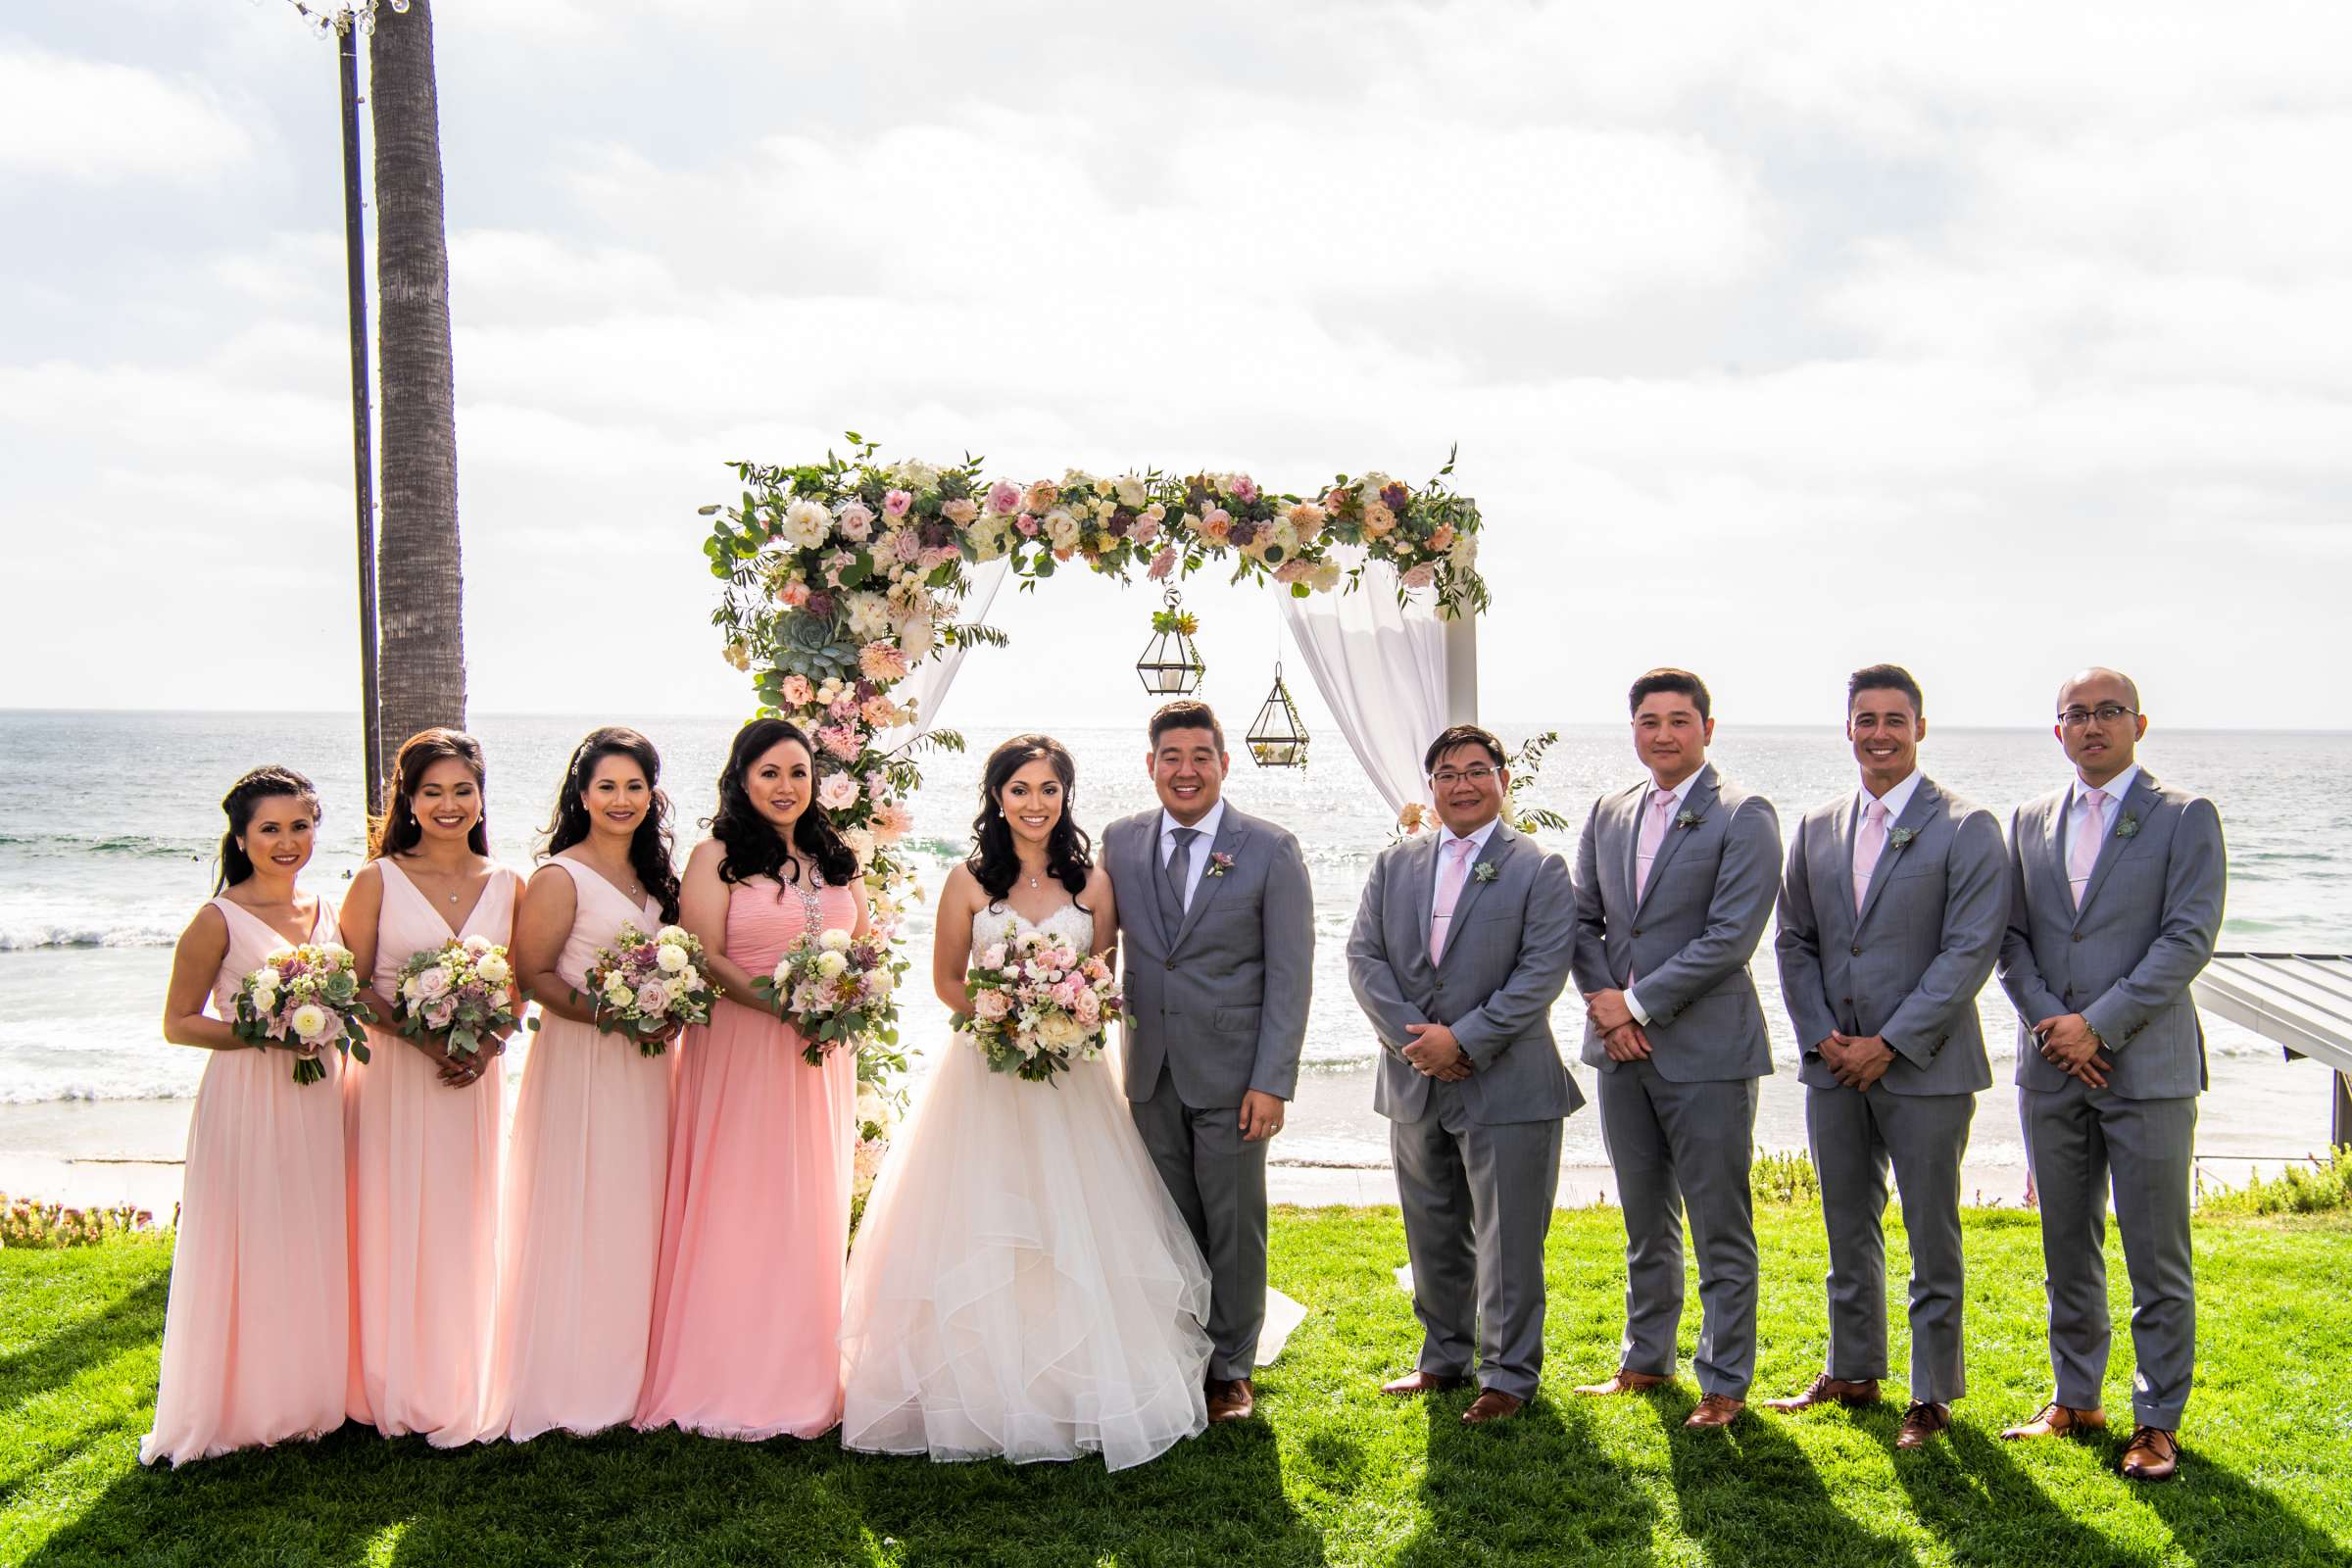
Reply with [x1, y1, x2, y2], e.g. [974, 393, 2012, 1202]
[1635, 787, 1675, 896]
[1852, 799, 1889, 913]
[2069, 787, 2108, 907]
[1430, 838, 1476, 962]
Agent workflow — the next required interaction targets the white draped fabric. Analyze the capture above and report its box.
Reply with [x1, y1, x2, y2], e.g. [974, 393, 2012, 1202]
[1278, 557, 1450, 816]
[879, 559, 1009, 753]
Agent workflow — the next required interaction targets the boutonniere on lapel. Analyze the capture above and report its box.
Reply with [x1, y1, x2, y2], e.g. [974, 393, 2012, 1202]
[1674, 808, 1704, 831]
[1887, 826, 1919, 851]
[1472, 861, 1497, 883]
[2115, 814, 2140, 840]
[1204, 851, 1235, 878]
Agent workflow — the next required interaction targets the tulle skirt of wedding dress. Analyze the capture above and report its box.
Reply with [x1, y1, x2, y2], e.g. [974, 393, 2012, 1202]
[839, 1040, 1212, 1472]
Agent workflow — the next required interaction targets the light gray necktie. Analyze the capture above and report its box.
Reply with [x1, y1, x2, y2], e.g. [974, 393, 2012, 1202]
[1158, 825, 1200, 935]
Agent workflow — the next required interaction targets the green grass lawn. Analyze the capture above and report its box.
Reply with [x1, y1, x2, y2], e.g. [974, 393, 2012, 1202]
[6, 1205, 2349, 1567]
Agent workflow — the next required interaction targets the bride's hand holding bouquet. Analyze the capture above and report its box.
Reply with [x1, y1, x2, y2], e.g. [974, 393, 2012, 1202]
[956, 929, 1125, 1085]
[393, 935, 533, 1086]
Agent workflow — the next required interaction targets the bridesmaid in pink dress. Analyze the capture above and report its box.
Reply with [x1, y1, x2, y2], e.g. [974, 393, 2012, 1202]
[338, 728, 521, 1446]
[144, 766, 351, 1465]
[636, 717, 862, 1439]
[485, 727, 682, 1442]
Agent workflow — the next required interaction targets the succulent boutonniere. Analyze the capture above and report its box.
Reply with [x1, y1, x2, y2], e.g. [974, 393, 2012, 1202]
[1205, 851, 1235, 878]
[1674, 808, 1703, 831]
[1887, 826, 1920, 851]
[2115, 813, 2140, 840]
[1472, 860, 1497, 883]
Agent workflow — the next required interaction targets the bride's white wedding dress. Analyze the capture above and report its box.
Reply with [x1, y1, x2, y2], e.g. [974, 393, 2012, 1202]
[838, 902, 1213, 1471]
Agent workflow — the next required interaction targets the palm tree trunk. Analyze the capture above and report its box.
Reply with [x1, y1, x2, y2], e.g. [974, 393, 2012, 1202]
[368, 0, 466, 769]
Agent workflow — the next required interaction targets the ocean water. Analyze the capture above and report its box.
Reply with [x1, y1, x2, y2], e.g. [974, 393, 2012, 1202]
[1, 710, 2346, 1172]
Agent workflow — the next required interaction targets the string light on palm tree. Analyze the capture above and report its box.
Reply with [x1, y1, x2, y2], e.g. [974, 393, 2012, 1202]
[1246, 619, 1310, 769]
[1135, 588, 1206, 696]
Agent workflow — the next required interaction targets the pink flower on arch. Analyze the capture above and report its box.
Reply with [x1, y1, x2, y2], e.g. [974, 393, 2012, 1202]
[1015, 514, 1040, 537]
[778, 580, 811, 610]
[1147, 547, 1177, 580]
[986, 480, 1023, 515]
[1400, 563, 1437, 590]
[780, 673, 815, 708]
[1230, 474, 1260, 503]
[836, 501, 875, 540]
[883, 489, 914, 519]
[858, 640, 910, 683]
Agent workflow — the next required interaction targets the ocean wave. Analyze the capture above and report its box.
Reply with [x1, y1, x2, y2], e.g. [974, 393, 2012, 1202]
[0, 1081, 197, 1105]
[0, 832, 206, 861]
[0, 920, 180, 953]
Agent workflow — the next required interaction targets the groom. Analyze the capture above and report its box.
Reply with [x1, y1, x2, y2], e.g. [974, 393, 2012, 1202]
[1108, 699, 1314, 1424]
[1348, 724, 1581, 1425]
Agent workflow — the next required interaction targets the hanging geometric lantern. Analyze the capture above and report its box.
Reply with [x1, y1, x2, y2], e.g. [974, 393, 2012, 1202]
[1247, 661, 1310, 768]
[1136, 590, 1206, 695]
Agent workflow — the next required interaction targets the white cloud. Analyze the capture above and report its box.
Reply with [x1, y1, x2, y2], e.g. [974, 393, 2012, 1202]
[0, 46, 254, 180]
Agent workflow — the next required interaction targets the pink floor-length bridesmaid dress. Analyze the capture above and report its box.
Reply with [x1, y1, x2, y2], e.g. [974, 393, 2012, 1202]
[342, 859, 520, 1446]
[635, 871, 858, 1439]
[483, 858, 673, 1442]
[142, 893, 350, 1466]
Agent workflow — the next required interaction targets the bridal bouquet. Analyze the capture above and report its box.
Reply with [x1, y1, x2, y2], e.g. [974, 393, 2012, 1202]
[755, 925, 900, 1066]
[956, 930, 1123, 1085]
[230, 943, 373, 1085]
[393, 936, 524, 1060]
[585, 923, 718, 1056]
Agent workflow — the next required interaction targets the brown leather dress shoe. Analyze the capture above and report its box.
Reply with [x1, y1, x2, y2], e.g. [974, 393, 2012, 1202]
[1762, 1374, 1882, 1412]
[1895, 1401, 1952, 1450]
[1999, 1401, 2107, 1442]
[2121, 1426, 2180, 1482]
[1684, 1393, 1744, 1430]
[1461, 1389, 1525, 1426]
[1574, 1368, 1670, 1396]
[1381, 1370, 1470, 1396]
[1207, 1378, 1256, 1423]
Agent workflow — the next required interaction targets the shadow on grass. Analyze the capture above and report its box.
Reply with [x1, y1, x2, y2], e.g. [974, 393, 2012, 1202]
[1665, 1397, 1923, 1568]
[1395, 1392, 1659, 1568]
[0, 1272, 168, 1420]
[24, 1401, 1329, 1568]
[1888, 1418, 2352, 1568]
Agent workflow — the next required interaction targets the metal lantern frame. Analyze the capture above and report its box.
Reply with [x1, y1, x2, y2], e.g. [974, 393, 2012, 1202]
[1246, 662, 1310, 769]
[1135, 589, 1206, 695]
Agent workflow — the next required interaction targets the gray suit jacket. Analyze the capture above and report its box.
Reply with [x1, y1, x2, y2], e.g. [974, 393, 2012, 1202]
[1997, 770, 2226, 1101]
[1348, 821, 1585, 1126]
[1107, 804, 1313, 1107]
[1775, 774, 2005, 1096]
[1570, 762, 1783, 1082]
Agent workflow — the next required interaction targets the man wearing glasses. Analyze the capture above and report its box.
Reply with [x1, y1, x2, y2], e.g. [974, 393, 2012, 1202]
[1995, 668, 2226, 1482]
[1348, 724, 1581, 1426]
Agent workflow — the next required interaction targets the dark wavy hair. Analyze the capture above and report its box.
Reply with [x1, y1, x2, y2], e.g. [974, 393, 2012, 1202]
[215, 765, 322, 893]
[370, 727, 490, 859]
[967, 734, 1093, 903]
[710, 718, 858, 891]
[539, 727, 682, 923]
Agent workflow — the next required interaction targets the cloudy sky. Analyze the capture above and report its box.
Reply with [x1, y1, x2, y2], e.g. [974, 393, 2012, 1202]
[4, 1, 2347, 737]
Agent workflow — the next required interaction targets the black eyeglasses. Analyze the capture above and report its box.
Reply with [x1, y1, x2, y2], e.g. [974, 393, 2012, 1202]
[2057, 704, 2137, 729]
[1430, 765, 1500, 788]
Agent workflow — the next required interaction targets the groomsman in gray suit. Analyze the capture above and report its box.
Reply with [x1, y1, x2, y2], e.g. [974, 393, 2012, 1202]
[1107, 700, 1314, 1425]
[1570, 668, 1783, 1430]
[1348, 724, 1583, 1426]
[1996, 668, 2225, 1483]
[1762, 664, 2006, 1449]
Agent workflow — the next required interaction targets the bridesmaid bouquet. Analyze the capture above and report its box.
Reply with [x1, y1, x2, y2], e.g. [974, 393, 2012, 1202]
[393, 936, 524, 1060]
[955, 930, 1124, 1085]
[584, 923, 718, 1056]
[230, 943, 373, 1085]
[755, 926, 901, 1066]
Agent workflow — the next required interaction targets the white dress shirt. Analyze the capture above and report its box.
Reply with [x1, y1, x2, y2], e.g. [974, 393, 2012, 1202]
[1158, 797, 1228, 914]
[2065, 762, 2139, 904]
[1626, 768, 1705, 1026]
[1854, 767, 1925, 835]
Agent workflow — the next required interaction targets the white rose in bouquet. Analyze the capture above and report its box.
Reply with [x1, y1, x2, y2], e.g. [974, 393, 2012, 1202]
[817, 928, 854, 953]
[655, 943, 690, 975]
[656, 925, 688, 945]
[814, 950, 850, 980]
[1034, 1012, 1084, 1052]
[415, 965, 452, 1000]
[288, 1003, 331, 1043]
[476, 952, 512, 986]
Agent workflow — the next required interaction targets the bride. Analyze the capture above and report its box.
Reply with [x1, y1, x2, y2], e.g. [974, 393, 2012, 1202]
[839, 734, 1213, 1470]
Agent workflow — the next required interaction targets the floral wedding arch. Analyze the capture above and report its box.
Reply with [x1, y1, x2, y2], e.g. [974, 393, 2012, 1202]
[698, 436, 1492, 1115]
